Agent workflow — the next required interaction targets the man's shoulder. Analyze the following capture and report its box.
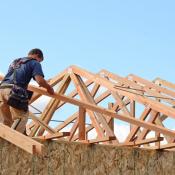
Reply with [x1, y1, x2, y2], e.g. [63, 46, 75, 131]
[22, 57, 37, 63]
[21, 57, 41, 66]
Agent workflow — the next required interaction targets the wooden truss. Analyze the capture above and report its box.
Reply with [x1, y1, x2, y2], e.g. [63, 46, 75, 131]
[1, 65, 175, 154]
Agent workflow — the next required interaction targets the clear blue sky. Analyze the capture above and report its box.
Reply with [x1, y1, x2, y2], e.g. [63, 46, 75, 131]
[1, 0, 175, 82]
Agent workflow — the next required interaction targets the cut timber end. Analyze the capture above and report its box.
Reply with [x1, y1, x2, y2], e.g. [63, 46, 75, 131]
[0, 124, 44, 155]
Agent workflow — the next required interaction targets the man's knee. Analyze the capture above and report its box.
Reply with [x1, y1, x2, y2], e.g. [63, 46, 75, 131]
[10, 107, 28, 120]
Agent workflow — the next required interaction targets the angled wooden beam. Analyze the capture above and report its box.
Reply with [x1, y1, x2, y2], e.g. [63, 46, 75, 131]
[125, 107, 152, 142]
[102, 71, 175, 106]
[136, 110, 159, 140]
[111, 91, 132, 116]
[55, 79, 94, 110]
[129, 74, 175, 99]
[29, 112, 56, 134]
[54, 70, 103, 111]
[68, 120, 78, 141]
[0, 124, 44, 155]
[154, 117, 172, 143]
[101, 69, 144, 94]
[154, 78, 175, 90]
[55, 114, 77, 132]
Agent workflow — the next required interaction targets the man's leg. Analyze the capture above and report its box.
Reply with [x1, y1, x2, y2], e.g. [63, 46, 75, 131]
[10, 107, 29, 133]
[0, 89, 13, 126]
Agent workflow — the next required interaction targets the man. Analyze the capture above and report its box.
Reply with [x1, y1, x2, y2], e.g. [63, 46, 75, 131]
[0, 48, 54, 133]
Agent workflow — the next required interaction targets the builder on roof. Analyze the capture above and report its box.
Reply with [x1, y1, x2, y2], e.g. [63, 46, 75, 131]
[0, 48, 54, 133]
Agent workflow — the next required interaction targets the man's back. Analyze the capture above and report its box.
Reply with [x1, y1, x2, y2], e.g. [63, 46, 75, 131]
[2, 57, 44, 89]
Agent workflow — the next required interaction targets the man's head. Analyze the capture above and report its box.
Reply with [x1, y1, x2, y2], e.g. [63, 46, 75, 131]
[28, 48, 44, 62]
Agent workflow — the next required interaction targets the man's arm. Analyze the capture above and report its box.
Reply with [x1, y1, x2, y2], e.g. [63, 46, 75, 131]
[34, 75, 54, 95]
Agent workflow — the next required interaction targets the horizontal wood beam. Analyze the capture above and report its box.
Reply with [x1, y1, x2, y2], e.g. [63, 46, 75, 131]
[134, 137, 163, 146]
[35, 132, 70, 140]
[159, 143, 175, 150]
[81, 136, 116, 144]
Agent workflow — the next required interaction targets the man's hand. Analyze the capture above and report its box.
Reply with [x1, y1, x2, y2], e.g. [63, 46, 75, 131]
[47, 86, 54, 95]
[34, 75, 54, 95]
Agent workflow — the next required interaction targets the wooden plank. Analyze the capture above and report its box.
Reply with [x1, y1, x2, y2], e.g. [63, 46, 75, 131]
[0, 124, 44, 155]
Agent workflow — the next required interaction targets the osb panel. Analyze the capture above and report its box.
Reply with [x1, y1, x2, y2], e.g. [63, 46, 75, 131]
[0, 139, 175, 175]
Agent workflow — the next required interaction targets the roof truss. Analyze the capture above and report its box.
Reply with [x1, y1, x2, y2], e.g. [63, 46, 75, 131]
[1, 66, 175, 153]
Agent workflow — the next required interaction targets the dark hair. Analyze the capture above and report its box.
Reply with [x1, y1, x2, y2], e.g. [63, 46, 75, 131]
[28, 48, 44, 60]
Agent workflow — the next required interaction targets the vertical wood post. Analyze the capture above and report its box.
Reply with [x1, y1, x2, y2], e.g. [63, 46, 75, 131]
[78, 107, 86, 140]
[130, 100, 135, 130]
[108, 103, 114, 131]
